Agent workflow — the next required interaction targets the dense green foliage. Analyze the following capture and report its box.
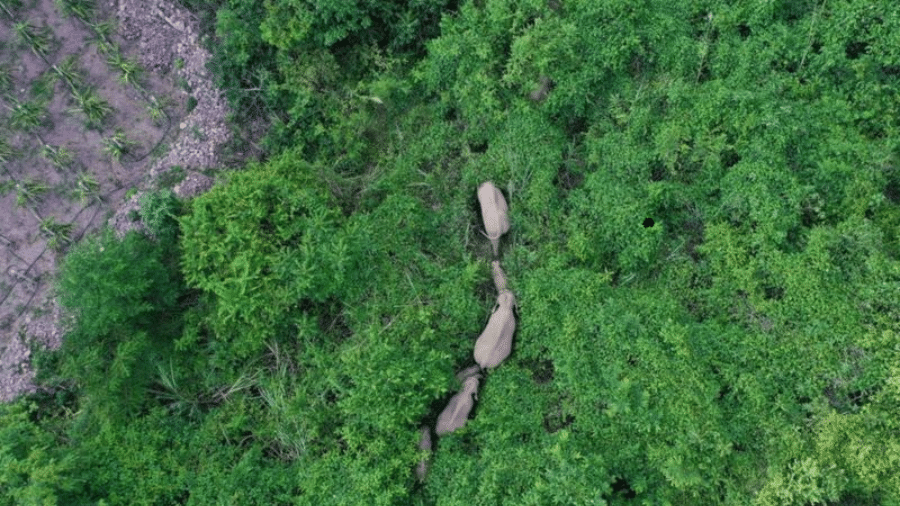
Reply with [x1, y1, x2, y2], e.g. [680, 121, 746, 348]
[3, 0, 900, 504]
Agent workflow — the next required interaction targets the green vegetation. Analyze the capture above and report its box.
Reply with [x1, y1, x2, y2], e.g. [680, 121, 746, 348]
[14, 179, 48, 207]
[6, 97, 48, 133]
[38, 217, 74, 251]
[3, 0, 900, 504]
[105, 44, 143, 86]
[101, 129, 138, 161]
[13, 20, 55, 57]
[146, 95, 170, 125]
[40, 144, 76, 172]
[0, 137, 14, 163]
[68, 85, 112, 129]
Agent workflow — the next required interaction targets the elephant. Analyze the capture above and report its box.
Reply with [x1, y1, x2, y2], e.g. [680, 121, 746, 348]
[491, 260, 508, 293]
[415, 425, 432, 481]
[477, 182, 510, 256]
[435, 374, 482, 435]
[473, 290, 516, 370]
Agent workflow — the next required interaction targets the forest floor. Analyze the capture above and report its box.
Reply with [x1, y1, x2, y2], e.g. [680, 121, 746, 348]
[0, 0, 232, 401]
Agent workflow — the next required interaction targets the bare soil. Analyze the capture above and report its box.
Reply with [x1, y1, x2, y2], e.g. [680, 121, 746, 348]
[0, 0, 232, 401]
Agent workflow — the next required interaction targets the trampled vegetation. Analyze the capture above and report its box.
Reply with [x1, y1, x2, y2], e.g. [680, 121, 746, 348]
[2, 0, 900, 504]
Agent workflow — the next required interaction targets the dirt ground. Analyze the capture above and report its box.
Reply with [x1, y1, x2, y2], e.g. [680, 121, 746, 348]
[0, 0, 231, 401]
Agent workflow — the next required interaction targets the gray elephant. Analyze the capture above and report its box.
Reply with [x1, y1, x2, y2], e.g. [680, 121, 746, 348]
[435, 374, 482, 435]
[415, 425, 432, 481]
[473, 290, 516, 370]
[477, 182, 510, 256]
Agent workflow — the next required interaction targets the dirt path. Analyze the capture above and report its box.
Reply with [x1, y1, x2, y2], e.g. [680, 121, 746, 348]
[0, 0, 232, 401]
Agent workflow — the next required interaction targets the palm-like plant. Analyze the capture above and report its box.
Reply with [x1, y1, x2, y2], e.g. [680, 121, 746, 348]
[145, 96, 169, 125]
[15, 179, 49, 207]
[39, 217, 74, 251]
[105, 49, 143, 86]
[7, 98, 48, 132]
[0, 0, 24, 15]
[102, 129, 138, 161]
[30, 70, 59, 101]
[118, 59, 142, 86]
[41, 144, 75, 171]
[73, 172, 101, 204]
[68, 86, 111, 129]
[55, 0, 94, 20]
[0, 64, 12, 93]
[0, 138, 15, 164]
[53, 55, 85, 89]
[14, 21, 55, 57]
[89, 23, 116, 49]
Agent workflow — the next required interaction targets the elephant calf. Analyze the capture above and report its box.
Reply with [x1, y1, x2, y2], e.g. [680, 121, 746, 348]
[491, 260, 508, 292]
[435, 374, 482, 435]
[473, 290, 516, 370]
[477, 182, 510, 256]
[415, 426, 432, 481]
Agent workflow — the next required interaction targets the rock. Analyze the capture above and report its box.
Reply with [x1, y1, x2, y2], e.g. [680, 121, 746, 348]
[174, 172, 214, 199]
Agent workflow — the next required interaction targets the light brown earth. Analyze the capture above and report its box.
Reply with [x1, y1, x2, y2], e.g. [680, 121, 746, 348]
[0, 0, 232, 401]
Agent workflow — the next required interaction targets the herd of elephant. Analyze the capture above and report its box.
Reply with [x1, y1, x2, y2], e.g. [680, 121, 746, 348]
[415, 182, 517, 481]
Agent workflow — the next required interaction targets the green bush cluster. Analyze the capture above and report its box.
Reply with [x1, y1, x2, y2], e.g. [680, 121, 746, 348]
[3, 0, 900, 504]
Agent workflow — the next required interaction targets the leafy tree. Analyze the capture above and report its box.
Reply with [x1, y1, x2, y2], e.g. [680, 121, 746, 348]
[179, 150, 353, 358]
[55, 228, 184, 420]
